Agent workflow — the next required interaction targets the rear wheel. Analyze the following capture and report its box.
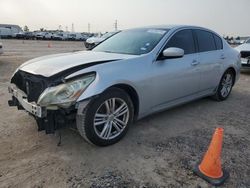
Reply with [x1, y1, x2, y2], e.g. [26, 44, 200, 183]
[77, 88, 134, 146]
[212, 69, 234, 101]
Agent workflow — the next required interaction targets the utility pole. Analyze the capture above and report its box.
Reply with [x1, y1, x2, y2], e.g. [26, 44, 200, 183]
[71, 23, 74, 32]
[88, 23, 90, 33]
[114, 20, 118, 31]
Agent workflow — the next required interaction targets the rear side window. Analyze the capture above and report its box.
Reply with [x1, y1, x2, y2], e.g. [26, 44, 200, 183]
[195, 30, 216, 52]
[213, 34, 223, 50]
[165, 29, 195, 55]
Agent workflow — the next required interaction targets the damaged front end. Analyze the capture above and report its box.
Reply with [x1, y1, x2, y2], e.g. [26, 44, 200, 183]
[8, 70, 95, 134]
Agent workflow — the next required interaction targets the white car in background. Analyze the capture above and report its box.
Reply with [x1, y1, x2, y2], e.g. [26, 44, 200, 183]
[52, 32, 69, 40]
[0, 42, 3, 54]
[235, 38, 250, 69]
[85, 31, 118, 49]
[35, 32, 54, 40]
[68, 33, 86, 41]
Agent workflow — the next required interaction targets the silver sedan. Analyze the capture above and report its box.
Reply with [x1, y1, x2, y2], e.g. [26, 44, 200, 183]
[8, 25, 241, 146]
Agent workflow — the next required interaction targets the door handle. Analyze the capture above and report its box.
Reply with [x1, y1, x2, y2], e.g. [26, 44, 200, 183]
[220, 54, 226, 59]
[191, 60, 200, 66]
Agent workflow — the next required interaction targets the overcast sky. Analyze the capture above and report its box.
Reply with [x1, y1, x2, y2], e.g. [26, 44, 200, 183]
[0, 0, 249, 36]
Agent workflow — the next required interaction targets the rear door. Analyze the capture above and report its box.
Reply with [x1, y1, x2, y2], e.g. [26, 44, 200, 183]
[194, 29, 224, 92]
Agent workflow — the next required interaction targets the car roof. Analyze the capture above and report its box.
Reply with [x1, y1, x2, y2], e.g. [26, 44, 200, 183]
[129, 25, 212, 31]
[127, 25, 221, 37]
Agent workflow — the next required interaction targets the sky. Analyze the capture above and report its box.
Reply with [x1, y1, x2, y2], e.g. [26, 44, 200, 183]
[0, 0, 249, 36]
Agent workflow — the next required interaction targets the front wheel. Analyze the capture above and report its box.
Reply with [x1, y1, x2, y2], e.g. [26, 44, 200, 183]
[77, 88, 134, 146]
[212, 69, 234, 101]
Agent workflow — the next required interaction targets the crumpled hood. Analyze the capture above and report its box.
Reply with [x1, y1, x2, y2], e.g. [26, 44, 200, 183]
[19, 51, 136, 77]
[235, 43, 250, 52]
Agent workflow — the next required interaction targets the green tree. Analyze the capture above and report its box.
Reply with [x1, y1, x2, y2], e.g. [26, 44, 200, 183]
[23, 25, 29, 32]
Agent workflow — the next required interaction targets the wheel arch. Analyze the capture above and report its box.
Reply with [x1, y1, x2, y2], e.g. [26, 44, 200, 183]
[107, 84, 140, 120]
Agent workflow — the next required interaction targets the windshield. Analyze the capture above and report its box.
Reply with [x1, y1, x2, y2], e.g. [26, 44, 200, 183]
[92, 29, 168, 55]
[246, 38, 250, 44]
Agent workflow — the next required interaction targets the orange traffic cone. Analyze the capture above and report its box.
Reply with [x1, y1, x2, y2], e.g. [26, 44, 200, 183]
[194, 128, 229, 186]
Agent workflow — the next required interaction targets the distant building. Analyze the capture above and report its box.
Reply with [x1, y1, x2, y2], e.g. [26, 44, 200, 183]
[0, 24, 22, 37]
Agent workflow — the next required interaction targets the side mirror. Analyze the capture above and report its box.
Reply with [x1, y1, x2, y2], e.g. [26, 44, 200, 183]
[162, 47, 184, 59]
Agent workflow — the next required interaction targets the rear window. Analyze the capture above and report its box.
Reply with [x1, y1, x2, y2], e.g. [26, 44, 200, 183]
[195, 30, 216, 52]
[213, 34, 223, 50]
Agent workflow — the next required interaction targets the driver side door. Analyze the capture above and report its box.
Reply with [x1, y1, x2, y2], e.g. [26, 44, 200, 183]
[152, 29, 200, 111]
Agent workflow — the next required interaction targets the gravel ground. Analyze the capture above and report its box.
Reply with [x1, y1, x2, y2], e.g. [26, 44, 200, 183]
[0, 39, 249, 188]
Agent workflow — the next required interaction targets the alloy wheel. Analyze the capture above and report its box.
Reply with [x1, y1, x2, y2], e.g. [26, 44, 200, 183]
[220, 73, 233, 98]
[93, 98, 130, 140]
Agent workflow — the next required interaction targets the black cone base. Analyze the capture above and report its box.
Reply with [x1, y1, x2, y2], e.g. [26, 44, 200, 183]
[194, 165, 229, 186]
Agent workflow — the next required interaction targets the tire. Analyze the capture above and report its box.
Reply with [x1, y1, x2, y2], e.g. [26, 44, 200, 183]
[76, 88, 134, 146]
[212, 69, 235, 101]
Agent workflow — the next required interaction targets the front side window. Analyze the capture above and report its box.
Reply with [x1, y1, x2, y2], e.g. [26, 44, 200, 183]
[195, 30, 216, 52]
[165, 29, 196, 55]
[92, 29, 168, 55]
[246, 38, 250, 44]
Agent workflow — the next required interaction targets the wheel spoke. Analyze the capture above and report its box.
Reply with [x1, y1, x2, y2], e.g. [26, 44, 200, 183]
[100, 122, 110, 137]
[114, 102, 126, 114]
[226, 85, 231, 93]
[225, 74, 231, 82]
[105, 98, 116, 113]
[111, 98, 116, 113]
[114, 117, 126, 128]
[114, 104, 128, 117]
[221, 86, 228, 97]
[112, 121, 122, 132]
[105, 101, 111, 114]
[94, 97, 129, 140]
[95, 113, 108, 118]
[94, 120, 107, 126]
[94, 113, 108, 126]
[102, 122, 112, 139]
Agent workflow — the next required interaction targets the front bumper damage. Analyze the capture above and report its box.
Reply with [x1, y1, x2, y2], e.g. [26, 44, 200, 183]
[8, 83, 80, 134]
[8, 84, 46, 118]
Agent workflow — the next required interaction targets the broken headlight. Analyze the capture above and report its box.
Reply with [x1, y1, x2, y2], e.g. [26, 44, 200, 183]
[38, 73, 95, 107]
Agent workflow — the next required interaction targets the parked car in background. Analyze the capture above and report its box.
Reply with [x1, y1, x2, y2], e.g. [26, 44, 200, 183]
[0, 42, 3, 55]
[0, 27, 13, 38]
[68, 33, 86, 41]
[36, 32, 53, 40]
[15, 32, 35, 40]
[235, 38, 250, 69]
[35, 32, 46, 40]
[85, 31, 118, 49]
[52, 32, 69, 40]
[8, 25, 241, 146]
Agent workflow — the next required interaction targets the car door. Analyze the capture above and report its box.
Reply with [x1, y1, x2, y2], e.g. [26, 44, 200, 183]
[194, 29, 223, 92]
[152, 29, 200, 109]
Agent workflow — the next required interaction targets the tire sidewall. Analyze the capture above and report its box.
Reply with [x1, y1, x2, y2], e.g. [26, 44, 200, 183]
[80, 88, 134, 146]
